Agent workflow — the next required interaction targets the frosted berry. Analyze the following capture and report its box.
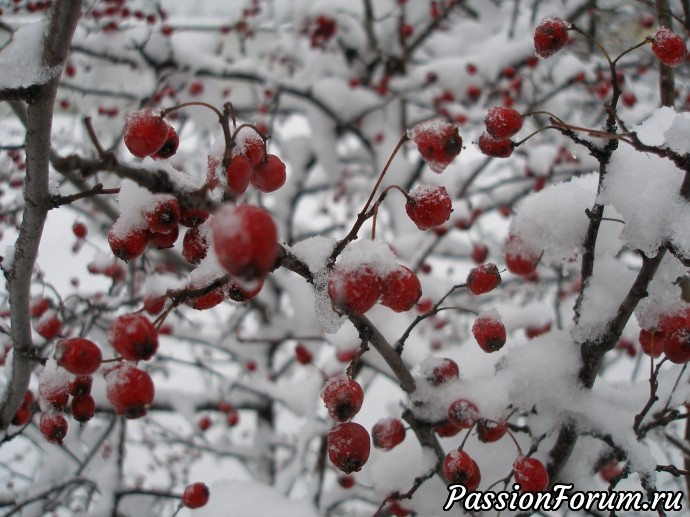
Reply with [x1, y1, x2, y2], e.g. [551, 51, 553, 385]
[182, 226, 209, 265]
[211, 204, 278, 281]
[443, 449, 475, 484]
[69, 375, 93, 396]
[472, 311, 506, 353]
[105, 365, 155, 418]
[144, 197, 180, 234]
[123, 109, 171, 158]
[465, 459, 481, 491]
[476, 418, 508, 442]
[534, 17, 569, 59]
[153, 125, 179, 159]
[108, 224, 150, 262]
[39, 378, 70, 411]
[321, 374, 364, 422]
[380, 265, 422, 312]
[513, 456, 549, 491]
[424, 357, 459, 386]
[108, 313, 159, 361]
[39, 412, 68, 444]
[327, 422, 371, 473]
[478, 132, 514, 158]
[405, 185, 452, 231]
[651, 27, 688, 68]
[410, 119, 463, 173]
[484, 106, 523, 139]
[71, 394, 96, 422]
[182, 482, 210, 509]
[447, 398, 479, 429]
[659, 309, 690, 363]
[36, 311, 61, 340]
[55, 338, 102, 375]
[466, 263, 501, 295]
[371, 417, 406, 450]
[505, 235, 540, 276]
[328, 265, 382, 315]
[149, 225, 179, 249]
[226, 155, 252, 195]
[236, 130, 266, 167]
[251, 154, 287, 193]
[180, 208, 209, 227]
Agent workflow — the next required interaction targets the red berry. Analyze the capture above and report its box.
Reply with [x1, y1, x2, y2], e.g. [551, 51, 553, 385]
[211, 204, 278, 281]
[476, 418, 508, 442]
[69, 375, 93, 396]
[149, 225, 179, 249]
[143, 294, 166, 315]
[198, 415, 212, 431]
[295, 343, 313, 364]
[72, 222, 87, 239]
[478, 132, 514, 158]
[227, 277, 264, 302]
[327, 422, 371, 473]
[226, 155, 252, 195]
[534, 17, 569, 59]
[108, 313, 159, 361]
[423, 357, 459, 386]
[405, 185, 452, 231]
[108, 223, 150, 262]
[380, 265, 422, 312]
[12, 406, 31, 426]
[443, 449, 475, 485]
[471, 243, 488, 264]
[505, 235, 540, 276]
[182, 225, 209, 265]
[182, 482, 210, 509]
[235, 130, 266, 167]
[484, 106, 523, 139]
[328, 265, 383, 315]
[659, 309, 690, 363]
[466, 263, 501, 295]
[639, 328, 663, 358]
[472, 310, 506, 353]
[465, 459, 482, 491]
[513, 456, 549, 491]
[651, 26, 688, 68]
[410, 119, 463, 173]
[39, 374, 70, 412]
[435, 420, 462, 437]
[226, 409, 240, 427]
[251, 154, 287, 193]
[600, 460, 622, 483]
[55, 338, 102, 375]
[30, 297, 50, 318]
[371, 417, 406, 450]
[71, 394, 96, 422]
[105, 364, 155, 419]
[152, 125, 179, 159]
[525, 322, 552, 339]
[338, 475, 355, 489]
[447, 398, 479, 429]
[621, 91, 637, 107]
[39, 412, 68, 444]
[185, 282, 228, 311]
[36, 311, 61, 340]
[180, 208, 209, 227]
[144, 197, 180, 234]
[123, 109, 171, 158]
[321, 375, 364, 422]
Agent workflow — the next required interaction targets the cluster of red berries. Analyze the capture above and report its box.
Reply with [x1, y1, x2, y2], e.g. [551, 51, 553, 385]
[410, 119, 463, 173]
[198, 401, 240, 430]
[328, 259, 422, 316]
[639, 307, 690, 363]
[309, 15, 337, 49]
[322, 375, 371, 473]
[478, 106, 523, 158]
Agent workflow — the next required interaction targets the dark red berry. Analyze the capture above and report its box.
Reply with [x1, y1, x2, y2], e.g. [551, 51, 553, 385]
[123, 109, 171, 158]
[423, 357, 459, 386]
[55, 338, 103, 375]
[251, 154, 287, 193]
[182, 482, 210, 509]
[30, 297, 50, 318]
[235, 130, 266, 167]
[105, 364, 155, 419]
[505, 235, 540, 276]
[476, 419, 508, 443]
[525, 322, 552, 339]
[405, 185, 452, 231]
[149, 225, 179, 249]
[295, 343, 313, 364]
[226, 155, 252, 195]
[327, 422, 371, 473]
[211, 204, 278, 281]
[380, 265, 422, 312]
[639, 328, 663, 358]
[328, 265, 382, 315]
[152, 125, 179, 159]
[600, 460, 622, 483]
[478, 132, 514, 158]
[534, 17, 569, 59]
[108, 223, 150, 262]
[443, 449, 475, 484]
[410, 119, 463, 173]
[71, 394, 96, 422]
[447, 399, 479, 429]
[338, 475, 355, 489]
[466, 263, 502, 295]
[180, 208, 210, 227]
[659, 309, 690, 363]
[36, 311, 61, 340]
[321, 375, 364, 422]
[69, 375, 93, 396]
[182, 225, 209, 265]
[72, 222, 87, 239]
[484, 106, 523, 139]
[39, 412, 68, 444]
[108, 313, 159, 361]
[472, 310, 506, 353]
[144, 197, 180, 234]
[371, 417, 406, 450]
[12, 406, 31, 426]
[513, 456, 549, 491]
[471, 243, 488, 264]
[651, 26, 688, 68]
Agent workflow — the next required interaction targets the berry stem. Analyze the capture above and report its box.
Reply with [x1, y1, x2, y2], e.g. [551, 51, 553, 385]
[160, 101, 223, 119]
[363, 133, 409, 214]
[458, 420, 477, 450]
[505, 428, 525, 456]
[369, 185, 408, 239]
